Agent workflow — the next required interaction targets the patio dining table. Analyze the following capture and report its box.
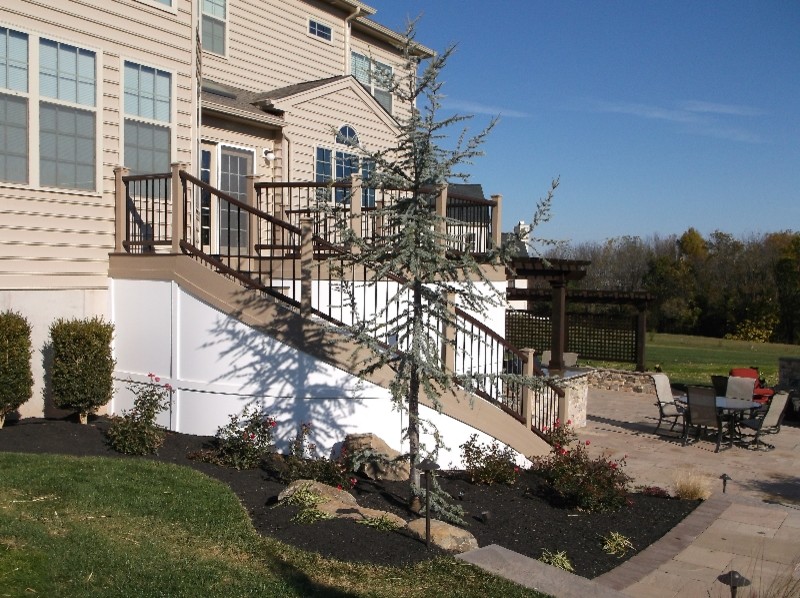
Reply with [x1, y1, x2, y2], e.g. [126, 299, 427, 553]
[676, 396, 763, 447]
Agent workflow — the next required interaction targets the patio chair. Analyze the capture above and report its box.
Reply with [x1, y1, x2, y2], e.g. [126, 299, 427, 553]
[729, 367, 775, 404]
[737, 391, 789, 450]
[682, 386, 725, 452]
[651, 373, 685, 434]
[711, 375, 728, 397]
[725, 375, 757, 401]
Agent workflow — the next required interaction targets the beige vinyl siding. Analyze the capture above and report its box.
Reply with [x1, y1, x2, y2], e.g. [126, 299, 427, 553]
[0, 0, 195, 291]
[281, 83, 399, 182]
[202, 0, 348, 92]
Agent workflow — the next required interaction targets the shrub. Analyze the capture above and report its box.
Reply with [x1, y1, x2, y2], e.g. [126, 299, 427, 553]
[673, 469, 712, 500]
[189, 407, 277, 470]
[0, 311, 33, 428]
[107, 374, 171, 455]
[49, 317, 115, 424]
[530, 419, 631, 512]
[280, 422, 355, 489]
[460, 434, 521, 486]
[411, 472, 467, 526]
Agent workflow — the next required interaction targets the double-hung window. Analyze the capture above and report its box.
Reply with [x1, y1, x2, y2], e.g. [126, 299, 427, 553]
[0, 27, 29, 184]
[123, 61, 171, 175]
[39, 39, 96, 190]
[202, 0, 226, 55]
[351, 52, 392, 114]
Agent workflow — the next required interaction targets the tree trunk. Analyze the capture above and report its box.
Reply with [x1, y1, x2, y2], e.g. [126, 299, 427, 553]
[0, 413, 5, 430]
[79, 412, 88, 425]
[407, 279, 423, 503]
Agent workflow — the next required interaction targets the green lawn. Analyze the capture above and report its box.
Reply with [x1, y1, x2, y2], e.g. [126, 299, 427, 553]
[0, 453, 545, 598]
[585, 333, 799, 387]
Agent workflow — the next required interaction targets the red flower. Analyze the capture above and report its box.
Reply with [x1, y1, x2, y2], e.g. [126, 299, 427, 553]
[337, 484, 342, 490]
[610, 463, 618, 469]
[270, 420, 277, 427]
[513, 466, 520, 473]
[585, 440, 590, 446]
[350, 477, 357, 486]
[249, 433, 255, 440]
[566, 419, 572, 425]
[154, 377, 160, 382]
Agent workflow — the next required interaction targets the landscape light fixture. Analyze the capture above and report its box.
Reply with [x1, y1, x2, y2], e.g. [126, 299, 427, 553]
[418, 458, 441, 548]
[718, 570, 750, 598]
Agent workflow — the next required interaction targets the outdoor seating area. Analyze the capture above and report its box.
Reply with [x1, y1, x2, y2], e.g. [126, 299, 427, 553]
[652, 370, 788, 452]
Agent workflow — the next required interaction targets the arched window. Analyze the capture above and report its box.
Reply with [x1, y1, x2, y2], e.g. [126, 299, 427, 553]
[336, 125, 358, 146]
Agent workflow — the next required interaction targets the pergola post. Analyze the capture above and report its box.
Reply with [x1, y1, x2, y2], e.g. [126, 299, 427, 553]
[549, 279, 566, 371]
[636, 302, 648, 372]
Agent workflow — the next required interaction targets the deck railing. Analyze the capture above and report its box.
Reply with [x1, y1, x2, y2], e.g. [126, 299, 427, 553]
[115, 165, 564, 434]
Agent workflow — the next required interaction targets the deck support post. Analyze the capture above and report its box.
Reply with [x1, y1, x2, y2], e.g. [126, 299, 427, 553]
[300, 217, 314, 316]
[435, 185, 447, 239]
[522, 348, 535, 429]
[442, 292, 456, 374]
[170, 162, 185, 254]
[247, 174, 261, 265]
[114, 166, 130, 252]
[349, 173, 362, 253]
[491, 194, 502, 249]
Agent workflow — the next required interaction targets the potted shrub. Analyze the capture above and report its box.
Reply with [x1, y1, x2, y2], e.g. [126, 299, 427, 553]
[49, 317, 115, 424]
[0, 311, 33, 429]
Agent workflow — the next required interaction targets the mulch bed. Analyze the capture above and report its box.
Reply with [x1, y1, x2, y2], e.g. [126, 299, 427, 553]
[0, 416, 700, 579]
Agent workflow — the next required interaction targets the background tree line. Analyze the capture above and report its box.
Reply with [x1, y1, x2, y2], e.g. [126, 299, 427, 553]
[544, 229, 800, 345]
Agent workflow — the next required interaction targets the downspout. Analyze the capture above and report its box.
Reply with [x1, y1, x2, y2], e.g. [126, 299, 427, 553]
[344, 6, 362, 75]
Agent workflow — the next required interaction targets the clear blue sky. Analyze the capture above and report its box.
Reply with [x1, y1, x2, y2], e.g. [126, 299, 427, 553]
[367, 0, 800, 245]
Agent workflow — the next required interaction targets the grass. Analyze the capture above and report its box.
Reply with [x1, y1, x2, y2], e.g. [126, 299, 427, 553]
[584, 333, 799, 387]
[0, 453, 546, 598]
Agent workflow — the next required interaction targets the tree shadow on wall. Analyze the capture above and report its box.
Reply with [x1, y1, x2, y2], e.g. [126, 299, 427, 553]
[200, 286, 391, 455]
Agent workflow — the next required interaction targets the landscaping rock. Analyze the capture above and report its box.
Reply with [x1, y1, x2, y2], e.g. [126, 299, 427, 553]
[278, 479, 358, 507]
[317, 501, 406, 528]
[343, 433, 410, 481]
[406, 518, 479, 553]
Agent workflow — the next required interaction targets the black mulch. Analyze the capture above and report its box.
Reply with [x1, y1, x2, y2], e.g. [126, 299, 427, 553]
[0, 416, 700, 579]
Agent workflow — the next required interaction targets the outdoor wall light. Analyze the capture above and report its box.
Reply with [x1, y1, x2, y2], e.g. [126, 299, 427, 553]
[262, 148, 276, 161]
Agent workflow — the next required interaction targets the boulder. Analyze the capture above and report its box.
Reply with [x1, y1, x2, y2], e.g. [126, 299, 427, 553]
[342, 433, 410, 481]
[277, 479, 358, 507]
[317, 501, 406, 528]
[406, 518, 479, 553]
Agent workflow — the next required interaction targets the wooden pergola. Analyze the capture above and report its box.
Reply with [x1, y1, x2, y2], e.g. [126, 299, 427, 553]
[506, 257, 590, 371]
[506, 258, 652, 371]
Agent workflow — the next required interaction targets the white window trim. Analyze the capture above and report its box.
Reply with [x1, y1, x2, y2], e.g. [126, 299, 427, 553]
[307, 18, 333, 44]
[201, 0, 228, 57]
[8, 28, 103, 194]
[133, 0, 177, 14]
[119, 56, 176, 171]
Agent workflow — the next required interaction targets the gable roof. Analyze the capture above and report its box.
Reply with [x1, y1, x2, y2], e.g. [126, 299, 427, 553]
[201, 76, 399, 132]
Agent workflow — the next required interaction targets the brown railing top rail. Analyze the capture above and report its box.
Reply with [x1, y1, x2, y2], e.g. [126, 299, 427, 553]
[254, 180, 497, 207]
[122, 172, 172, 182]
[181, 171, 302, 235]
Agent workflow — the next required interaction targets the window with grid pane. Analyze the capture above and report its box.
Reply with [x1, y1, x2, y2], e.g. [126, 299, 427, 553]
[124, 61, 171, 175]
[202, 0, 226, 55]
[39, 103, 95, 189]
[309, 20, 332, 42]
[350, 52, 392, 114]
[0, 28, 28, 92]
[0, 28, 28, 184]
[39, 39, 95, 106]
